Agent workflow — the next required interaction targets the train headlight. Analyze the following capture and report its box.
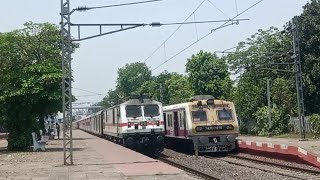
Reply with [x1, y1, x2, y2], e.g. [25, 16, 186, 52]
[199, 136, 208, 144]
[206, 99, 214, 105]
[195, 126, 203, 132]
[227, 135, 236, 142]
[128, 122, 131, 128]
[156, 121, 160, 126]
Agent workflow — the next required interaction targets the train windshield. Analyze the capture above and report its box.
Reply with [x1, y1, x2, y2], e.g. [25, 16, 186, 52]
[144, 104, 160, 117]
[217, 109, 233, 121]
[125, 105, 142, 117]
[192, 110, 207, 122]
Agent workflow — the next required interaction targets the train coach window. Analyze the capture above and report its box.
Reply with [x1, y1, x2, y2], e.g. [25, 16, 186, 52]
[126, 105, 142, 117]
[217, 109, 233, 121]
[144, 104, 159, 117]
[192, 111, 207, 122]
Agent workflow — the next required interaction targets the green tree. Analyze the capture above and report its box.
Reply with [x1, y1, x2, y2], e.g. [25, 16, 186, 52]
[101, 89, 123, 108]
[0, 22, 78, 150]
[139, 70, 175, 105]
[116, 62, 152, 97]
[165, 74, 193, 104]
[230, 71, 266, 134]
[298, 0, 320, 115]
[254, 104, 289, 136]
[309, 114, 320, 137]
[226, 27, 295, 134]
[271, 77, 297, 116]
[186, 50, 232, 99]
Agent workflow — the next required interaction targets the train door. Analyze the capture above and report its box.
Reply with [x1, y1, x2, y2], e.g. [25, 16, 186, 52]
[112, 108, 117, 135]
[173, 112, 179, 136]
[183, 110, 187, 137]
[179, 110, 187, 137]
[163, 113, 167, 134]
[100, 111, 104, 136]
[116, 107, 120, 135]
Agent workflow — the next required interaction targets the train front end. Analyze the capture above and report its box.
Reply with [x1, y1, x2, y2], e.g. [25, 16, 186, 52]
[188, 95, 239, 154]
[121, 96, 165, 153]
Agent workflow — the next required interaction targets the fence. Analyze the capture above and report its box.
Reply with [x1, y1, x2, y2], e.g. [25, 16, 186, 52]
[288, 116, 311, 133]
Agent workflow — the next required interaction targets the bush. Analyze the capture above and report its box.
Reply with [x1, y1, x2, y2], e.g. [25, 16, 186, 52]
[254, 104, 289, 136]
[6, 116, 40, 151]
[309, 114, 320, 137]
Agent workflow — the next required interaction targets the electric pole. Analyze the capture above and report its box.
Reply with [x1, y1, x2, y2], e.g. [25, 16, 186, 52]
[160, 83, 163, 103]
[292, 16, 306, 140]
[61, 0, 74, 165]
[267, 79, 272, 134]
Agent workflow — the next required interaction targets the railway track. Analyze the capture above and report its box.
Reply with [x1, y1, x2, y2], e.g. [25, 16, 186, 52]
[155, 154, 220, 180]
[205, 155, 320, 180]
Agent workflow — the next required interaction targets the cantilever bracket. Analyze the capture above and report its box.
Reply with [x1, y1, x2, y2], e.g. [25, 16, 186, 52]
[70, 23, 147, 41]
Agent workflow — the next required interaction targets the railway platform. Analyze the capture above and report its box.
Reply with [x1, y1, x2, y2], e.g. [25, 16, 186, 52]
[237, 135, 320, 168]
[0, 129, 199, 180]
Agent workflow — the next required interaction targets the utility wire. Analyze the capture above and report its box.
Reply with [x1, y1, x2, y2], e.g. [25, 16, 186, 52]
[235, 0, 239, 15]
[151, 0, 263, 72]
[151, 23, 235, 71]
[159, 19, 248, 26]
[75, 94, 103, 97]
[73, 87, 103, 95]
[207, 0, 231, 19]
[143, 0, 207, 63]
[71, 19, 247, 27]
[74, 0, 163, 12]
[143, 0, 232, 63]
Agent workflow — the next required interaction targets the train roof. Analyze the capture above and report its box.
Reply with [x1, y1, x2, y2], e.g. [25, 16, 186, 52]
[121, 98, 162, 106]
[163, 103, 189, 111]
[163, 99, 234, 111]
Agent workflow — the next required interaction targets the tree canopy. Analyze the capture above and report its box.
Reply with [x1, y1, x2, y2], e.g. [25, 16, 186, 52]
[0, 22, 79, 150]
[186, 50, 232, 99]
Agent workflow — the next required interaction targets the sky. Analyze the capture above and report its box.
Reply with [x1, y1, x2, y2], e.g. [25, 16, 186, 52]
[0, 0, 309, 107]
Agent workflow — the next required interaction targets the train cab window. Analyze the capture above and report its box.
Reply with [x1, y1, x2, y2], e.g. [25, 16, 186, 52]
[144, 104, 159, 117]
[192, 110, 207, 122]
[126, 105, 142, 117]
[217, 109, 233, 121]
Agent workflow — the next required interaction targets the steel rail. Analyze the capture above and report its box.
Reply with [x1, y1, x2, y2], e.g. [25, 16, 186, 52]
[226, 154, 320, 175]
[204, 155, 320, 179]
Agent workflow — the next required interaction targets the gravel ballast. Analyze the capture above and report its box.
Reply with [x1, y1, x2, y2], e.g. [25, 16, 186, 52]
[161, 149, 302, 180]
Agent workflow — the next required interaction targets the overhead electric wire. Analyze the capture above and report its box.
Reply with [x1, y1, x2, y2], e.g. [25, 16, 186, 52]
[75, 94, 103, 97]
[73, 87, 103, 95]
[235, 0, 239, 15]
[151, 23, 236, 71]
[159, 19, 248, 26]
[207, 0, 231, 19]
[143, 0, 207, 63]
[143, 0, 232, 63]
[70, 19, 248, 27]
[151, 0, 263, 72]
[74, 0, 163, 12]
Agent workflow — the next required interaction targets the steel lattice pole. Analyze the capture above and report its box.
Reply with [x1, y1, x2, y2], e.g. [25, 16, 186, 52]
[61, 0, 74, 165]
[292, 16, 306, 140]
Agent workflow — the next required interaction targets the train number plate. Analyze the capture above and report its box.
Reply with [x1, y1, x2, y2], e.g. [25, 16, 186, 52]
[209, 137, 220, 143]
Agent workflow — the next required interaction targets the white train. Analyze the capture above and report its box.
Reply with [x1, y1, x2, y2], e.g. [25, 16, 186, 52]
[73, 95, 165, 152]
[163, 95, 239, 154]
